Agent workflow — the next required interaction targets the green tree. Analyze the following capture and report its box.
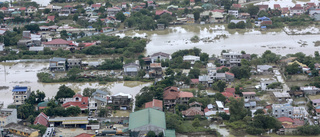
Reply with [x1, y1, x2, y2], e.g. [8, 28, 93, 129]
[189, 68, 200, 79]
[36, 90, 45, 103]
[229, 98, 247, 122]
[66, 106, 81, 116]
[60, 30, 68, 39]
[146, 131, 156, 137]
[116, 12, 126, 22]
[166, 113, 183, 129]
[165, 67, 174, 76]
[17, 103, 35, 119]
[247, 4, 259, 16]
[83, 88, 96, 97]
[193, 10, 200, 21]
[192, 118, 200, 127]
[43, 8, 50, 14]
[228, 22, 236, 29]
[29, 125, 47, 135]
[67, 68, 82, 80]
[298, 125, 320, 135]
[55, 85, 75, 100]
[137, 69, 145, 78]
[200, 53, 209, 62]
[87, 0, 94, 5]
[99, 107, 109, 117]
[215, 92, 227, 102]
[236, 21, 246, 29]
[213, 80, 226, 92]
[254, 109, 265, 115]
[286, 62, 300, 75]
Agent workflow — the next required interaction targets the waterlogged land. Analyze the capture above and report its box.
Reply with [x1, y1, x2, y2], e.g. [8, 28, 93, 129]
[0, 62, 152, 107]
[118, 25, 320, 56]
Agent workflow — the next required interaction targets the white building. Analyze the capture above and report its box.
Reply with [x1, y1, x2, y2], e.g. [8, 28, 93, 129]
[260, 79, 277, 90]
[12, 86, 31, 105]
[183, 55, 200, 64]
[0, 108, 17, 128]
[228, 10, 239, 18]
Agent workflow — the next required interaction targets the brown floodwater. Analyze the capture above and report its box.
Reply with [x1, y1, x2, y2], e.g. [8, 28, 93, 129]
[0, 62, 151, 107]
[118, 25, 320, 56]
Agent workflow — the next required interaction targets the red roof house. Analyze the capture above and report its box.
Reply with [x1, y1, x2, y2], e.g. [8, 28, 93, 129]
[155, 10, 172, 16]
[232, 4, 242, 9]
[277, 117, 294, 123]
[47, 16, 55, 22]
[274, 4, 281, 10]
[191, 79, 199, 84]
[43, 39, 72, 48]
[91, 4, 101, 9]
[257, 5, 269, 11]
[163, 86, 194, 107]
[19, 7, 26, 11]
[33, 112, 49, 127]
[182, 107, 204, 117]
[145, 99, 163, 111]
[62, 94, 89, 110]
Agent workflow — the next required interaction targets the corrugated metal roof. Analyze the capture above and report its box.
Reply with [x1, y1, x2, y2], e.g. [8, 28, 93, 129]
[12, 86, 28, 92]
[165, 130, 176, 137]
[129, 108, 166, 130]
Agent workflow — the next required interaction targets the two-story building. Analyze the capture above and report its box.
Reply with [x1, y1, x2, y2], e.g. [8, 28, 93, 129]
[273, 92, 291, 103]
[149, 63, 162, 78]
[219, 52, 242, 67]
[49, 57, 66, 72]
[62, 94, 89, 112]
[123, 63, 140, 76]
[183, 55, 200, 65]
[242, 92, 257, 109]
[12, 86, 31, 106]
[67, 58, 82, 70]
[4, 123, 39, 137]
[88, 89, 110, 111]
[150, 52, 170, 63]
[163, 87, 194, 109]
[111, 92, 133, 110]
[0, 108, 17, 128]
[300, 86, 320, 95]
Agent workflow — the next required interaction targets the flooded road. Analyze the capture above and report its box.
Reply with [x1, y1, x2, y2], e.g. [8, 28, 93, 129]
[0, 62, 151, 107]
[120, 25, 320, 56]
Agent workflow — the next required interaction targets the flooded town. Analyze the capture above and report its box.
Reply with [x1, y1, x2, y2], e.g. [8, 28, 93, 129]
[2, 0, 320, 136]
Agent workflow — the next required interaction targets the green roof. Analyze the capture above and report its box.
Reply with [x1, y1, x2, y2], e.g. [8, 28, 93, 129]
[165, 130, 176, 137]
[37, 101, 58, 107]
[129, 108, 166, 130]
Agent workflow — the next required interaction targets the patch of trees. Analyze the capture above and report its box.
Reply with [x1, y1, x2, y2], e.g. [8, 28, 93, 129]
[55, 85, 75, 100]
[98, 59, 123, 70]
[125, 11, 155, 30]
[78, 35, 146, 55]
[298, 125, 320, 135]
[227, 21, 245, 29]
[246, 114, 282, 135]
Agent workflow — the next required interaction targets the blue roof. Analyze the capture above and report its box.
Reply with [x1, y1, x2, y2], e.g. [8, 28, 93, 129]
[258, 16, 270, 21]
[261, 26, 267, 29]
[12, 86, 28, 92]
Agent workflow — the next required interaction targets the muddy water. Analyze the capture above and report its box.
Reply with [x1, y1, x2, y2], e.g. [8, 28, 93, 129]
[120, 25, 320, 56]
[0, 62, 151, 107]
